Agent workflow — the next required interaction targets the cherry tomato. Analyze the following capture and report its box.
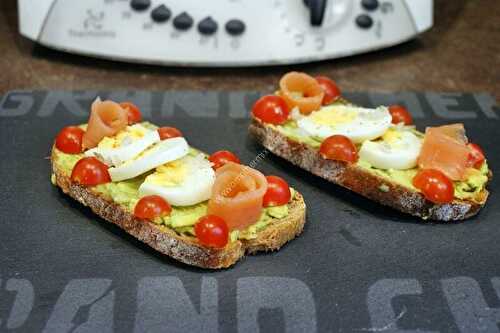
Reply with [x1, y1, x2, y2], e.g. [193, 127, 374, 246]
[158, 126, 183, 140]
[467, 143, 485, 169]
[252, 95, 290, 125]
[388, 105, 413, 125]
[194, 215, 229, 248]
[263, 176, 291, 207]
[70, 157, 111, 186]
[315, 76, 341, 105]
[413, 169, 454, 204]
[120, 102, 142, 125]
[134, 195, 172, 220]
[55, 126, 85, 154]
[319, 135, 358, 163]
[208, 150, 241, 170]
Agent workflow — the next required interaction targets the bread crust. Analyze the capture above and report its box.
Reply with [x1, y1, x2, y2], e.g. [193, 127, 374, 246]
[51, 149, 306, 269]
[249, 117, 489, 221]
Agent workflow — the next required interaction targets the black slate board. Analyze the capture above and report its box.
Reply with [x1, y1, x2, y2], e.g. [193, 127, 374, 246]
[0, 90, 499, 333]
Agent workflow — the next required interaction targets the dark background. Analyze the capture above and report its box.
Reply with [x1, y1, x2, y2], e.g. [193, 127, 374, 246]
[1, 1, 500, 332]
[0, 0, 499, 101]
[0, 90, 499, 333]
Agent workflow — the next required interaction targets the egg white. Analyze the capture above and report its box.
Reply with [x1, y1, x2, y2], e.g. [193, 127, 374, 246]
[359, 128, 422, 170]
[296, 105, 392, 143]
[85, 124, 160, 167]
[138, 154, 215, 206]
[109, 137, 189, 182]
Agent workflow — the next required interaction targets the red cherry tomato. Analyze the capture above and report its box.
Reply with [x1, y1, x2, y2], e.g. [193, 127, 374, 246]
[315, 76, 341, 105]
[208, 150, 241, 170]
[70, 157, 111, 186]
[120, 102, 142, 125]
[319, 135, 358, 163]
[194, 215, 229, 248]
[55, 126, 85, 154]
[413, 169, 454, 204]
[158, 127, 183, 140]
[252, 95, 290, 125]
[134, 195, 172, 220]
[388, 105, 413, 125]
[467, 143, 485, 169]
[263, 176, 291, 207]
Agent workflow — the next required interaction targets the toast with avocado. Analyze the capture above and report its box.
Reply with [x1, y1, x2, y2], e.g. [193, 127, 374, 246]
[50, 99, 306, 269]
[249, 72, 490, 221]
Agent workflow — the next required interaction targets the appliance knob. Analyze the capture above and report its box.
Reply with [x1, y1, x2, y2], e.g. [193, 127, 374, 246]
[130, 0, 151, 11]
[151, 5, 171, 23]
[306, 0, 328, 27]
[173, 12, 194, 30]
[198, 17, 218, 35]
[355, 14, 373, 28]
[361, 0, 379, 11]
[225, 19, 245, 36]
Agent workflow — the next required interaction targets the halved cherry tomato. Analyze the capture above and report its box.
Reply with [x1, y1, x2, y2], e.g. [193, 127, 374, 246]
[413, 169, 454, 204]
[389, 105, 413, 125]
[319, 135, 358, 163]
[252, 95, 290, 125]
[158, 126, 183, 140]
[467, 143, 485, 169]
[208, 150, 241, 170]
[120, 102, 142, 125]
[315, 76, 341, 105]
[194, 215, 229, 248]
[263, 176, 291, 207]
[70, 157, 111, 186]
[134, 195, 172, 220]
[55, 126, 85, 154]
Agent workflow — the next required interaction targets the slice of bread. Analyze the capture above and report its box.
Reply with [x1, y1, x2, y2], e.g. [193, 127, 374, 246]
[51, 148, 306, 269]
[249, 117, 490, 221]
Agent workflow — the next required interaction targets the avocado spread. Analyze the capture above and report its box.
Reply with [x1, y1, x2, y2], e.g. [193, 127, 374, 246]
[275, 120, 489, 202]
[53, 145, 293, 241]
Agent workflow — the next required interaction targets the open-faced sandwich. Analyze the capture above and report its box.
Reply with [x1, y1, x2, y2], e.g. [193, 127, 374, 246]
[51, 99, 306, 269]
[249, 72, 491, 221]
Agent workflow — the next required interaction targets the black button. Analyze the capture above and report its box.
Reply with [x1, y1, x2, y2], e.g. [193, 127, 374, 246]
[361, 0, 379, 11]
[355, 14, 373, 29]
[130, 0, 150, 11]
[173, 12, 193, 30]
[151, 5, 171, 23]
[225, 19, 245, 36]
[198, 17, 218, 35]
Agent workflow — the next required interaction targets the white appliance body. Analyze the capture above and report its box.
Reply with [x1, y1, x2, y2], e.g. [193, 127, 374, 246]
[18, 0, 433, 67]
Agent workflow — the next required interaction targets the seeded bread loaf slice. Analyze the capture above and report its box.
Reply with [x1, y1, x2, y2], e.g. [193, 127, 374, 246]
[249, 117, 490, 221]
[51, 147, 306, 269]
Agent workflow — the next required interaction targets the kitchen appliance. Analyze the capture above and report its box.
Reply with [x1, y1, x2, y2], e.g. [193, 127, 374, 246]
[18, 0, 433, 67]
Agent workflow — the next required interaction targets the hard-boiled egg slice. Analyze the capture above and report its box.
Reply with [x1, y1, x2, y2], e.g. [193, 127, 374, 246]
[296, 105, 392, 143]
[85, 124, 160, 167]
[359, 128, 422, 170]
[138, 154, 215, 206]
[109, 137, 189, 182]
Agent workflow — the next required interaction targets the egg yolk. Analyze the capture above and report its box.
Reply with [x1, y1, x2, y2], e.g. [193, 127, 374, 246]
[147, 160, 188, 187]
[382, 128, 403, 144]
[96, 124, 149, 150]
[309, 107, 357, 129]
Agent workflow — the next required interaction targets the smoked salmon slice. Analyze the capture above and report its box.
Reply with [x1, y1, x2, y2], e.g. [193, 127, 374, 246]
[82, 99, 128, 149]
[208, 162, 268, 231]
[279, 72, 324, 115]
[417, 124, 471, 181]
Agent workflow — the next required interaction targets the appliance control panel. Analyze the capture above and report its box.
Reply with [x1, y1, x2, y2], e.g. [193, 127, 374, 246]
[18, 0, 433, 66]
